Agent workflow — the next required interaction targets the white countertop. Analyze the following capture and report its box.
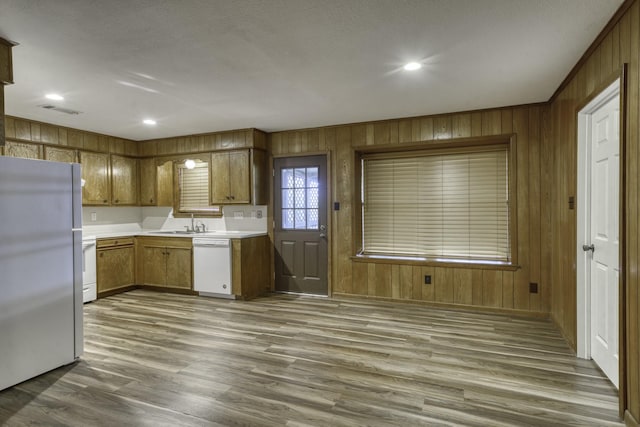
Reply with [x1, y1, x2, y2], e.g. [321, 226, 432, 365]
[143, 230, 267, 239]
[89, 230, 267, 239]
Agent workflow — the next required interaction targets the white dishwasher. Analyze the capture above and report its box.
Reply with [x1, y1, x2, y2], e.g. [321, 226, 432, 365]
[193, 238, 233, 298]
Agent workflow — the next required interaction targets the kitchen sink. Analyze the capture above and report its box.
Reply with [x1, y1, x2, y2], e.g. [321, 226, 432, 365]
[147, 230, 249, 237]
[153, 230, 197, 235]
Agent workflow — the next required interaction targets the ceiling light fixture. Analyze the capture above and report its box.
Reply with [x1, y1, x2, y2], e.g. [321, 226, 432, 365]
[45, 93, 64, 101]
[143, 119, 157, 125]
[184, 159, 196, 169]
[403, 62, 422, 71]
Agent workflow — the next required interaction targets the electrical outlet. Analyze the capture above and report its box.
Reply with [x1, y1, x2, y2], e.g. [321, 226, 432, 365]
[90, 212, 97, 222]
[529, 282, 539, 293]
[256, 210, 263, 219]
[424, 275, 431, 285]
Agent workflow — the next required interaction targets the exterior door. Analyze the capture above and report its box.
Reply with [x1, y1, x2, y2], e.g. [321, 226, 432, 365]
[589, 95, 619, 388]
[274, 155, 328, 295]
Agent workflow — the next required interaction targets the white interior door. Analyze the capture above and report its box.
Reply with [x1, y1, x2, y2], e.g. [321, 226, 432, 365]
[588, 95, 619, 388]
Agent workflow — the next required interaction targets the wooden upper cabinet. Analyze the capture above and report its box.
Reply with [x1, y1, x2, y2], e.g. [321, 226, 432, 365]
[5, 141, 42, 159]
[157, 159, 174, 206]
[80, 151, 110, 205]
[0, 38, 14, 84]
[111, 155, 138, 205]
[44, 146, 76, 163]
[139, 158, 173, 206]
[139, 157, 157, 206]
[229, 150, 250, 203]
[1, 39, 14, 148]
[211, 150, 250, 204]
[0, 87, 4, 148]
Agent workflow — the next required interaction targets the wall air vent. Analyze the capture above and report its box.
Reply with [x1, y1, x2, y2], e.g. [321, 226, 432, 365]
[39, 104, 82, 115]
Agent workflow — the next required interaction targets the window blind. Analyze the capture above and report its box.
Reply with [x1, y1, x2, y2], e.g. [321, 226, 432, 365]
[362, 148, 510, 261]
[178, 163, 218, 214]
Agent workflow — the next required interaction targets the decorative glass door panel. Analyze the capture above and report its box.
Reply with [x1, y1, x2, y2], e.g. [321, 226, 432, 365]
[281, 167, 319, 230]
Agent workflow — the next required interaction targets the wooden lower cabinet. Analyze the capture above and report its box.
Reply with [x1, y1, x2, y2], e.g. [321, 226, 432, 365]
[231, 235, 270, 300]
[136, 237, 192, 290]
[97, 237, 135, 296]
[96, 235, 269, 299]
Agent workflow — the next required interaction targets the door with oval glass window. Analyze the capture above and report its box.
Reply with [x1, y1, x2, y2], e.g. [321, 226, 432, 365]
[274, 155, 328, 295]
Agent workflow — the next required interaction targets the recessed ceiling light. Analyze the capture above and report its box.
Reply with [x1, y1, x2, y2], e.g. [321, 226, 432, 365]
[403, 62, 422, 71]
[45, 93, 64, 101]
[143, 119, 157, 125]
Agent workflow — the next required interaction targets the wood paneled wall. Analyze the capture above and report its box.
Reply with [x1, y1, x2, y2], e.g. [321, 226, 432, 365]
[3, 116, 138, 155]
[549, 0, 639, 423]
[269, 105, 552, 315]
[138, 128, 266, 157]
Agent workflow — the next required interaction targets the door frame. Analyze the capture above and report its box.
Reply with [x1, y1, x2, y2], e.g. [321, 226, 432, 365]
[270, 151, 332, 296]
[575, 67, 627, 414]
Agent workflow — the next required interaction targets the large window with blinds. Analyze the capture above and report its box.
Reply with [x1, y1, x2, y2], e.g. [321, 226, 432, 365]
[360, 141, 514, 263]
[175, 161, 222, 217]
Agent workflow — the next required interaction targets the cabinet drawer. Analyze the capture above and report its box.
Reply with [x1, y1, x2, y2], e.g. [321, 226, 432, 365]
[97, 237, 135, 249]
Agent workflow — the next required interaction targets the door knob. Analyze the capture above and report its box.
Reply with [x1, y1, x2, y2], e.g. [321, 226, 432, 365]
[582, 244, 595, 253]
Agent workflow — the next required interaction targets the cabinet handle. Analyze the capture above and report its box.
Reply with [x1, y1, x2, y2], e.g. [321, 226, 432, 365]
[230, 195, 235, 200]
[150, 198, 154, 203]
[99, 253, 103, 257]
[115, 199, 119, 203]
[103, 199, 108, 203]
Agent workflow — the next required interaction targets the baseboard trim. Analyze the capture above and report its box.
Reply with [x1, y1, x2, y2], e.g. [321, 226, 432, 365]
[626, 410, 640, 427]
[331, 292, 550, 319]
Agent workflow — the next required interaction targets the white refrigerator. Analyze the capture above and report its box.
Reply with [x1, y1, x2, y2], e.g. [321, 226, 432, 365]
[0, 156, 83, 391]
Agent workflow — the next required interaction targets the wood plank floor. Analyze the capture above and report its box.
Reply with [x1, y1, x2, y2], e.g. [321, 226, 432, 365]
[0, 290, 622, 426]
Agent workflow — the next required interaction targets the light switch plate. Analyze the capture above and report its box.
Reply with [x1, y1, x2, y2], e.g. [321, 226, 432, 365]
[234, 211, 244, 219]
[90, 212, 97, 221]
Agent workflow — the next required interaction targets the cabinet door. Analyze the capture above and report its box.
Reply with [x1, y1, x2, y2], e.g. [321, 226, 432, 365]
[44, 146, 76, 163]
[141, 245, 167, 286]
[165, 247, 192, 289]
[228, 150, 250, 203]
[5, 141, 42, 159]
[210, 151, 230, 204]
[80, 151, 110, 205]
[111, 155, 138, 205]
[156, 160, 174, 206]
[97, 246, 135, 293]
[139, 157, 157, 206]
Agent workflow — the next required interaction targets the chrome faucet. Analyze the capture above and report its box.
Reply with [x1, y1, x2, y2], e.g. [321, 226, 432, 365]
[184, 214, 197, 233]
[185, 214, 206, 233]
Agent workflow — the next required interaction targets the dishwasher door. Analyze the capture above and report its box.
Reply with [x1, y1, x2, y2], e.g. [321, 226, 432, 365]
[193, 238, 233, 297]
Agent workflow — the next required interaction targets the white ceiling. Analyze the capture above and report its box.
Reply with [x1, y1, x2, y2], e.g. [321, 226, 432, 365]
[0, 0, 624, 141]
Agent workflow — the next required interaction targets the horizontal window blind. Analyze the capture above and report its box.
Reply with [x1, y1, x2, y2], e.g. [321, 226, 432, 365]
[178, 164, 219, 214]
[362, 148, 509, 261]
